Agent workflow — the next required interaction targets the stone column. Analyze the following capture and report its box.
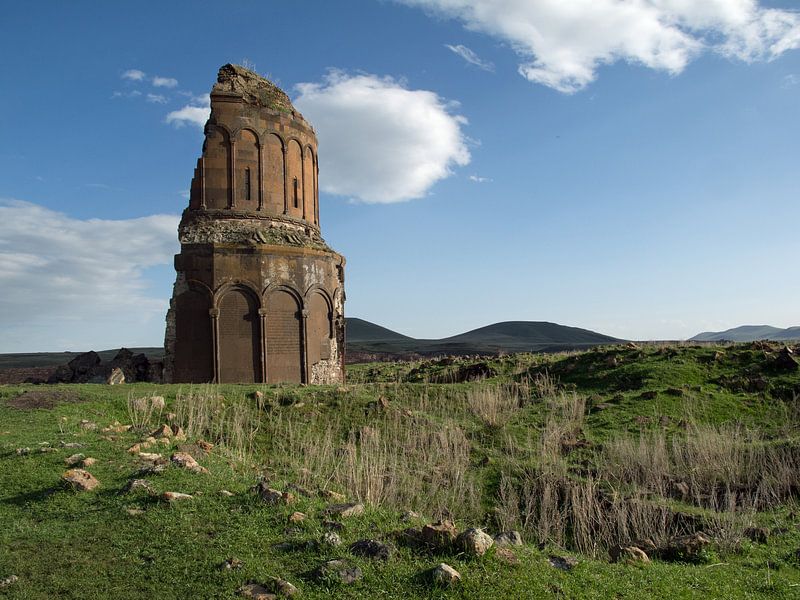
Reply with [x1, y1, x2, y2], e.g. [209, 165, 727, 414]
[257, 142, 264, 211]
[301, 308, 309, 384]
[301, 147, 307, 221]
[229, 139, 237, 209]
[282, 145, 289, 215]
[209, 307, 220, 383]
[258, 308, 268, 383]
[200, 157, 207, 210]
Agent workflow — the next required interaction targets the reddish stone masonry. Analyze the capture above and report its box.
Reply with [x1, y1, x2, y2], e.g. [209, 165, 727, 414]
[164, 64, 345, 384]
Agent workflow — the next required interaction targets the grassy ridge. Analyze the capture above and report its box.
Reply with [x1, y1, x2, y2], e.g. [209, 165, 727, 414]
[1, 343, 799, 598]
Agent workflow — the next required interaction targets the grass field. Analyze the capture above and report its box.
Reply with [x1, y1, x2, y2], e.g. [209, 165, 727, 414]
[1, 343, 799, 598]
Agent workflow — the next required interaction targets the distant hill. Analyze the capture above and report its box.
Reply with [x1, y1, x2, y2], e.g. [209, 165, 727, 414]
[690, 325, 800, 343]
[346, 318, 622, 357]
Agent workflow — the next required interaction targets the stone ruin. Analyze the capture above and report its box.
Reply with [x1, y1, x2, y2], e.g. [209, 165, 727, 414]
[163, 64, 346, 384]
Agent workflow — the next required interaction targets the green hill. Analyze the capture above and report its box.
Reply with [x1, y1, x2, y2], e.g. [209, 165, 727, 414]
[691, 325, 800, 342]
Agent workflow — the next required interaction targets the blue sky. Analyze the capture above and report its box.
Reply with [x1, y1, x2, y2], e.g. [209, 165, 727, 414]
[1, 0, 799, 351]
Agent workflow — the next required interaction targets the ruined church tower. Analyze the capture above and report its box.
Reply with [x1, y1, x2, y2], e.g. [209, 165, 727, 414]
[164, 64, 345, 384]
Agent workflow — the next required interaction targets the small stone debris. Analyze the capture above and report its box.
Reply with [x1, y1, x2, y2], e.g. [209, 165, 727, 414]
[221, 557, 243, 570]
[494, 547, 520, 565]
[319, 489, 346, 502]
[102, 421, 132, 433]
[81, 457, 97, 467]
[349, 539, 394, 561]
[137, 463, 168, 476]
[324, 502, 364, 518]
[457, 528, 494, 557]
[151, 424, 172, 439]
[197, 439, 214, 452]
[219, 489, 235, 497]
[401, 510, 421, 521]
[39, 446, 58, 453]
[62, 469, 100, 492]
[126, 507, 146, 516]
[161, 491, 193, 503]
[0, 575, 19, 589]
[322, 520, 345, 531]
[420, 520, 458, 550]
[610, 545, 650, 564]
[494, 531, 523, 547]
[272, 578, 299, 597]
[237, 582, 276, 600]
[64, 453, 86, 466]
[655, 532, 711, 562]
[60, 441, 84, 448]
[288, 511, 306, 523]
[311, 559, 363, 584]
[122, 479, 156, 495]
[744, 527, 769, 544]
[15, 447, 31, 456]
[170, 451, 208, 474]
[430, 563, 461, 586]
[548, 555, 578, 571]
[138, 452, 164, 463]
[79, 420, 98, 431]
[320, 532, 342, 547]
[256, 484, 296, 505]
[106, 367, 125, 385]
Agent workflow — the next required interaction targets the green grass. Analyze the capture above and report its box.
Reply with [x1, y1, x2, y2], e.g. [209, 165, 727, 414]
[1, 343, 799, 598]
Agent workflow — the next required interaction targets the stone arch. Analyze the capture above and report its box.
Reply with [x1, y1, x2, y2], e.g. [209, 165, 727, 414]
[217, 286, 262, 383]
[173, 282, 214, 383]
[286, 138, 303, 219]
[235, 129, 259, 210]
[303, 146, 315, 222]
[263, 132, 285, 214]
[264, 286, 304, 383]
[204, 125, 230, 209]
[306, 288, 333, 370]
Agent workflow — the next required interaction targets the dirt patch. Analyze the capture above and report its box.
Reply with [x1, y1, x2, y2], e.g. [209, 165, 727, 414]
[6, 389, 82, 410]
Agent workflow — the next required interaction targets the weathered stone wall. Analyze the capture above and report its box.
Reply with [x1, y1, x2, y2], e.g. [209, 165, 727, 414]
[165, 64, 345, 384]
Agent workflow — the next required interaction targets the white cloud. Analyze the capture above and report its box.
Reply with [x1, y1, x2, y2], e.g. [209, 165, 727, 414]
[468, 174, 492, 183]
[111, 90, 142, 99]
[122, 69, 146, 81]
[445, 43, 495, 71]
[152, 76, 179, 88]
[166, 94, 210, 129]
[146, 93, 168, 104]
[783, 73, 800, 87]
[399, 0, 800, 92]
[294, 71, 470, 203]
[0, 200, 179, 352]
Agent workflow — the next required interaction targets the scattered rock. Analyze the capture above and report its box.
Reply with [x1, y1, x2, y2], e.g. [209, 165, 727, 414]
[79, 420, 98, 431]
[548, 555, 578, 571]
[494, 531, 523, 547]
[324, 502, 364, 518]
[122, 479, 156, 495]
[310, 559, 363, 584]
[320, 532, 342, 547]
[420, 520, 458, 550]
[62, 469, 100, 492]
[672, 480, 691, 500]
[457, 528, 494, 556]
[125, 507, 145, 516]
[237, 582, 276, 600]
[103, 421, 132, 433]
[639, 390, 657, 400]
[39, 446, 57, 453]
[219, 489, 235, 497]
[197, 439, 214, 452]
[171, 425, 187, 441]
[149, 396, 166, 412]
[288, 511, 306, 523]
[495, 547, 520, 565]
[774, 347, 799, 371]
[107, 367, 125, 385]
[151, 424, 172, 439]
[322, 520, 345, 531]
[161, 491, 193, 503]
[272, 578, 299, 597]
[430, 563, 461, 586]
[655, 532, 711, 562]
[64, 453, 86, 466]
[744, 527, 769, 544]
[401, 510, 421, 521]
[0, 575, 19, 589]
[256, 484, 296, 505]
[81, 457, 97, 467]
[286, 482, 313, 497]
[221, 557, 243, 570]
[349, 539, 393, 561]
[138, 452, 164, 463]
[170, 452, 208, 474]
[15, 447, 31, 456]
[320, 489, 346, 502]
[610, 545, 650, 564]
